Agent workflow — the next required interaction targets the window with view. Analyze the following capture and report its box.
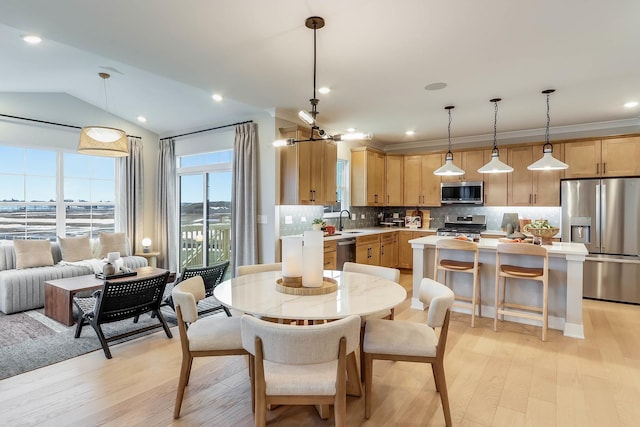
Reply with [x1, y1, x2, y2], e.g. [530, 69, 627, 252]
[324, 159, 349, 216]
[0, 145, 115, 241]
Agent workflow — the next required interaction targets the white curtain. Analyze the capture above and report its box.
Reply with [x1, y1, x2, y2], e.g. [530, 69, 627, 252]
[156, 138, 178, 272]
[231, 122, 258, 274]
[115, 137, 143, 253]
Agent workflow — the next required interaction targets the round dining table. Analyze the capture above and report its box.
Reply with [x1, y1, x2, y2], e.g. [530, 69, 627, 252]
[214, 269, 407, 399]
[213, 269, 407, 321]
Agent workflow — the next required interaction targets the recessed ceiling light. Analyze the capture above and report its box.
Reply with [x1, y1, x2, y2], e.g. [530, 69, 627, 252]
[22, 34, 42, 44]
[212, 94, 223, 102]
[318, 87, 331, 94]
[347, 128, 356, 133]
[424, 82, 447, 91]
[624, 101, 638, 108]
[405, 130, 415, 136]
[137, 116, 147, 123]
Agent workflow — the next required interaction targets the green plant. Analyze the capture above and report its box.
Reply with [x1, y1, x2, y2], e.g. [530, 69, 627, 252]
[312, 218, 324, 225]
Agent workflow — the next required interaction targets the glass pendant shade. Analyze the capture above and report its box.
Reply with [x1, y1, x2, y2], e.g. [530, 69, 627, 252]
[527, 144, 569, 170]
[434, 105, 464, 176]
[434, 152, 465, 176]
[479, 97, 512, 174]
[78, 126, 128, 157]
[478, 149, 513, 173]
[528, 89, 568, 171]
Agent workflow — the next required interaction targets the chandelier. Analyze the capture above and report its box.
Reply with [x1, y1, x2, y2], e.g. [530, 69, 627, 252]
[528, 89, 568, 170]
[478, 98, 513, 173]
[434, 106, 464, 176]
[273, 17, 372, 147]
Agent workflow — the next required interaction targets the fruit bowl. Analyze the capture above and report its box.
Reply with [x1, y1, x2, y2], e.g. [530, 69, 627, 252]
[523, 226, 559, 244]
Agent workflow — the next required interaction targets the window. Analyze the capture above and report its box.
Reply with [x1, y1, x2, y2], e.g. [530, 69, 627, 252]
[324, 159, 349, 217]
[177, 150, 233, 270]
[0, 145, 115, 241]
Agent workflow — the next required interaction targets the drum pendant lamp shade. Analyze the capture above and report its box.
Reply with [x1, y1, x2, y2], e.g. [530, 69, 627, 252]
[78, 126, 129, 157]
[78, 72, 129, 157]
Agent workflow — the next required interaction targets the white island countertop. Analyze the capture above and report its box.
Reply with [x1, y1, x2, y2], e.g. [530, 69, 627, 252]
[409, 235, 588, 339]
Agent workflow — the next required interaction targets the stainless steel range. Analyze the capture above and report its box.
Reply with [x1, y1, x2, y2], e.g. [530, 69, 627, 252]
[436, 215, 486, 241]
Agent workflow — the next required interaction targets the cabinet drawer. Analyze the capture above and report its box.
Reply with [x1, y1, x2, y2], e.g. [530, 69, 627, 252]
[380, 232, 397, 244]
[323, 240, 336, 252]
[356, 234, 381, 246]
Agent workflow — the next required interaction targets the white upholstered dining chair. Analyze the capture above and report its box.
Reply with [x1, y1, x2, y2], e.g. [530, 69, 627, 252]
[236, 262, 282, 276]
[171, 276, 248, 419]
[363, 278, 455, 426]
[342, 261, 401, 379]
[241, 314, 361, 427]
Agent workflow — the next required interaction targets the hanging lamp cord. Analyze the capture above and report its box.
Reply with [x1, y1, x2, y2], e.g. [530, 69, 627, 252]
[544, 92, 552, 151]
[447, 107, 452, 152]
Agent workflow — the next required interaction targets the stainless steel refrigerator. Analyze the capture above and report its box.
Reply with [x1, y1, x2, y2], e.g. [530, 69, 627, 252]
[561, 178, 640, 304]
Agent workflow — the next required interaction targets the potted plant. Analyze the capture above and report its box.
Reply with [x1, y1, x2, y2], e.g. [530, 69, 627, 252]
[312, 218, 325, 231]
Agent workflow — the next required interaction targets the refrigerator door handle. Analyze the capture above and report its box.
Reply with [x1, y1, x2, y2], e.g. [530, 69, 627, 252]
[595, 183, 601, 250]
[601, 183, 606, 252]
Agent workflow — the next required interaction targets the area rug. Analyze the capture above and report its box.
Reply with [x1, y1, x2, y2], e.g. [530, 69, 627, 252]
[0, 299, 223, 380]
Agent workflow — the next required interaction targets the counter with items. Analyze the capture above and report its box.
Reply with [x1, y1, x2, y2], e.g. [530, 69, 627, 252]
[409, 235, 588, 339]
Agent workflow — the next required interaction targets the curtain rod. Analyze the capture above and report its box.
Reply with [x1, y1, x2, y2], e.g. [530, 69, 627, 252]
[160, 120, 253, 141]
[0, 113, 142, 139]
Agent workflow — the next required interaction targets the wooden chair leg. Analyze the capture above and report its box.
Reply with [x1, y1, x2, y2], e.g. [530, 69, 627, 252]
[433, 360, 452, 427]
[494, 274, 500, 332]
[470, 272, 477, 328]
[431, 364, 440, 391]
[364, 353, 373, 419]
[542, 281, 548, 342]
[173, 354, 192, 418]
[74, 317, 85, 338]
[477, 273, 482, 318]
[92, 323, 112, 359]
[360, 326, 366, 382]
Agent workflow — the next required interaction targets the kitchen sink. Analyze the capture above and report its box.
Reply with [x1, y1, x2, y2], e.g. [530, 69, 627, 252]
[341, 230, 363, 234]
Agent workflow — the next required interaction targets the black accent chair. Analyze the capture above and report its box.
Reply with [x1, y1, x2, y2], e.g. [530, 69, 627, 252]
[73, 271, 172, 359]
[164, 261, 231, 317]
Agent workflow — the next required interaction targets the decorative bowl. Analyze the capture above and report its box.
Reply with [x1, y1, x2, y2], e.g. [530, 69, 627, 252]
[523, 226, 559, 244]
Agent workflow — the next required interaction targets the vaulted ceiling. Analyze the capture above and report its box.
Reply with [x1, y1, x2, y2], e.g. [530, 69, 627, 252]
[1, 0, 639, 150]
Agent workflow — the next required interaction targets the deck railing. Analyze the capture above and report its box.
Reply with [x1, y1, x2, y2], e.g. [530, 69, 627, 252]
[180, 223, 231, 270]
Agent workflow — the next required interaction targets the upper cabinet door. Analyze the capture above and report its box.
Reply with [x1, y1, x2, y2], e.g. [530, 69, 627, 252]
[461, 150, 485, 182]
[483, 149, 508, 206]
[385, 155, 403, 206]
[421, 153, 442, 206]
[507, 146, 534, 206]
[322, 141, 338, 205]
[601, 137, 640, 177]
[403, 155, 422, 206]
[350, 148, 384, 206]
[564, 140, 601, 178]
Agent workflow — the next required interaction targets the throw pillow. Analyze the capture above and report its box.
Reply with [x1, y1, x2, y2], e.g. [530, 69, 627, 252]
[58, 235, 93, 262]
[98, 232, 129, 258]
[14, 239, 55, 269]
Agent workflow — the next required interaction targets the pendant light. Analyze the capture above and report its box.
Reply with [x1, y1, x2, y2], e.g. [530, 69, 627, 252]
[528, 89, 568, 170]
[78, 72, 128, 157]
[434, 106, 464, 176]
[273, 17, 372, 146]
[478, 98, 513, 173]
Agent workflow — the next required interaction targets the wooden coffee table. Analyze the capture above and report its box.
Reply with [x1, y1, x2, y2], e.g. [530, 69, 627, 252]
[44, 267, 168, 326]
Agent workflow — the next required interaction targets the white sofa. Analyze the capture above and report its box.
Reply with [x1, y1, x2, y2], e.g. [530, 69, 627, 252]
[0, 242, 147, 314]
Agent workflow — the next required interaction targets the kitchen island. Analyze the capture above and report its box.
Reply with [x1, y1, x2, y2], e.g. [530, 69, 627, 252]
[410, 235, 588, 339]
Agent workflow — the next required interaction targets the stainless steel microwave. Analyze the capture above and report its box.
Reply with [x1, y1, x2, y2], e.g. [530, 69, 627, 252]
[440, 181, 483, 204]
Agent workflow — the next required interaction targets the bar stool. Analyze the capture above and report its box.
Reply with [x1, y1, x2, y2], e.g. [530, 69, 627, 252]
[433, 239, 481, 327]
[494, 243, 549, 341]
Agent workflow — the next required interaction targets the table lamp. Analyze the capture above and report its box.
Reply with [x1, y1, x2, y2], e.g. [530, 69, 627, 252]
[141, 237, 152, 253]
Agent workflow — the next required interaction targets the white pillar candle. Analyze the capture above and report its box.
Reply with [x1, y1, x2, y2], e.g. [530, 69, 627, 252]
[281, 236, 303, 278]
[303, 230, 324, 287]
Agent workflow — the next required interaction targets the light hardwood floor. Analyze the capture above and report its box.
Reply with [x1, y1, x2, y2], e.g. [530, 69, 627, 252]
[1, 272, 639, 426]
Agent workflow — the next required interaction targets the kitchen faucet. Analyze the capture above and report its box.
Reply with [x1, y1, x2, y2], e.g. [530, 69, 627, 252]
[339, 209, 351, 231]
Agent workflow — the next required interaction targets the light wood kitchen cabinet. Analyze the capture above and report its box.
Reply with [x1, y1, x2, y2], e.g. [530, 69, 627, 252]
[397, 230, 433, 269]
[356, 234, 380, 265]
[507, 145, 562, 206]
[278, 126, 337, 205]
[351, 148, 385, 206]
[403, 154, 441, 207]
[379, 232, 398, 268]
[323, 240, 336, 270]
[482, 149, 508, 206]
[564, 137, 640, 178]
[385, 155, 404, 206]
[440, 150, 485, 183]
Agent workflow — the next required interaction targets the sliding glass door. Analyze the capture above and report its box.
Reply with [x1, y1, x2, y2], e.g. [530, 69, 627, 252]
[178, 151, 232, 271]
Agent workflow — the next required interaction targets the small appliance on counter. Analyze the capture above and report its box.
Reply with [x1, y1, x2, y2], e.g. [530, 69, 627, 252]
[436, 215, 486, 241]
[380, 212, 408, 227]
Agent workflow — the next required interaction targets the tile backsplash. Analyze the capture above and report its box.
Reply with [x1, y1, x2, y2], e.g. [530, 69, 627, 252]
[278, 204, 562, 236]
